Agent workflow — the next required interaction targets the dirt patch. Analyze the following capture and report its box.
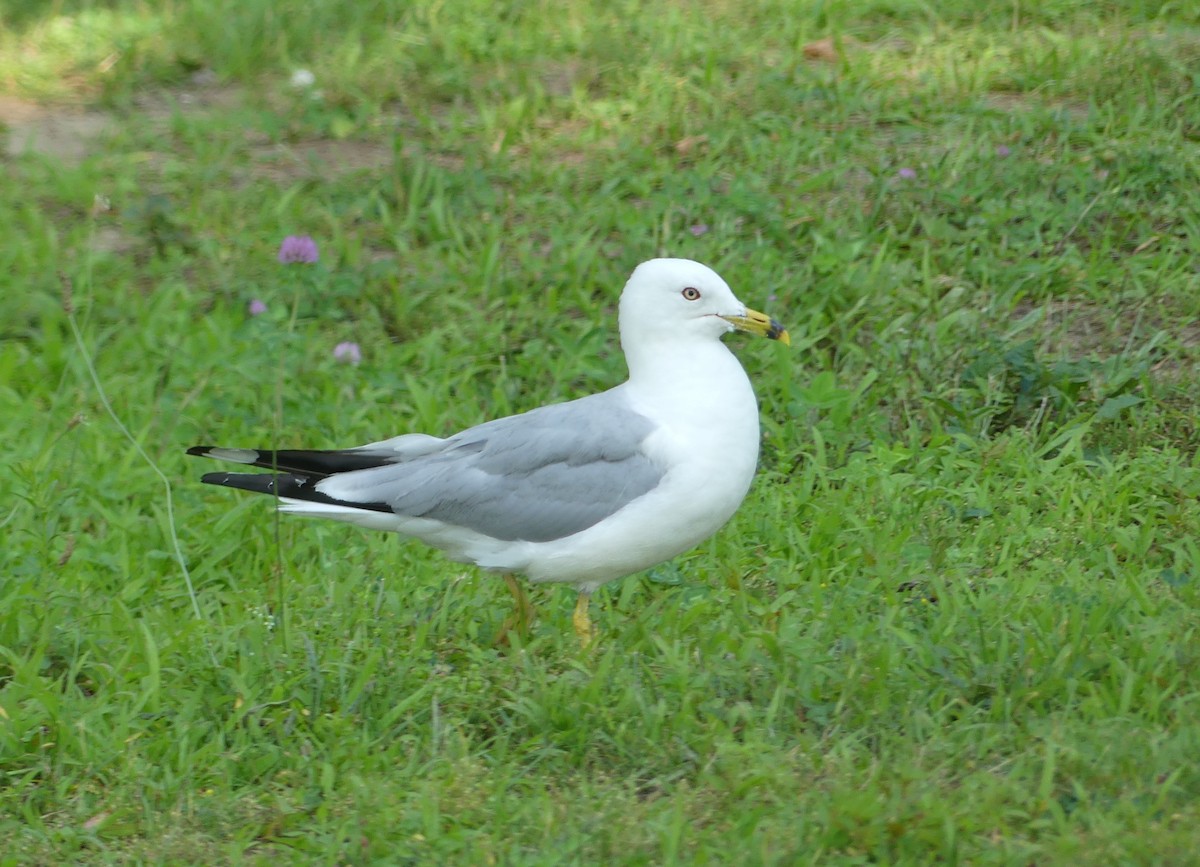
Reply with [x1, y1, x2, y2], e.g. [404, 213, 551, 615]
[984, 92, 1091, 121]
[0, 95, 117, 161]
[88, 224, 136, 257]
[2, 77, 409, 188]
[0, 71, 243, 163]
[540, 59, 584, 98]
[1010, 296, 1200, 380]
[1010, 298, 1128, 358]
[131, 70, 244, 117]
[247, 139, 395, 183]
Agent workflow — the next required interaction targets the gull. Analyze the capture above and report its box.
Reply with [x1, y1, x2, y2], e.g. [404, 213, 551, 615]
[188, 259, 788, 646]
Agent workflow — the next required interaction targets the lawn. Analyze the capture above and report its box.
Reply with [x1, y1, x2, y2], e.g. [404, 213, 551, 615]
[3, 0, 1200, 863]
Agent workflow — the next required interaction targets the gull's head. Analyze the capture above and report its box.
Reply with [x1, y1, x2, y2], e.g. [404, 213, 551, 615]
[618, 258, 789, 349]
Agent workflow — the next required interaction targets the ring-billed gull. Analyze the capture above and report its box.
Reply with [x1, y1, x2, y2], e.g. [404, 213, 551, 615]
[188, 258, 788, 645]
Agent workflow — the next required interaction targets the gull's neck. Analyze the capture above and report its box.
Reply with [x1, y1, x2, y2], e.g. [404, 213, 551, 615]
[621, 336, 758, 424]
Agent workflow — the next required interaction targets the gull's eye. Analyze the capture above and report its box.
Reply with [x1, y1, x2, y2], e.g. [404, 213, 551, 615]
[681, 287, 701, 301]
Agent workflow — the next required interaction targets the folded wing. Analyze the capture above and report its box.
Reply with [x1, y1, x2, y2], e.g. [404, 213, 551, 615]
[189, 393, 665, 543]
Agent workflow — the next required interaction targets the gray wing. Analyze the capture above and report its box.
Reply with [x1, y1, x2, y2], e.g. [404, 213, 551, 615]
[320, 391, 665, 542]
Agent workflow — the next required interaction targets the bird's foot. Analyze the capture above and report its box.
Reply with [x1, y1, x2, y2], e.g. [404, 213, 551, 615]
[573, 593, 595, 649]
[495, 574, 537, 647]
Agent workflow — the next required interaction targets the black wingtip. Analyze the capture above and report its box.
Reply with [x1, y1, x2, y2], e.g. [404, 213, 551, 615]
[188, 444, 400, 475]
[199, 471, 279, 493]
[197, 469, 393, 514]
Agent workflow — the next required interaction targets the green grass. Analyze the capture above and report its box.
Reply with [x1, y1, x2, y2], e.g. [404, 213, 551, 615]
[3, 0, 1200, 863]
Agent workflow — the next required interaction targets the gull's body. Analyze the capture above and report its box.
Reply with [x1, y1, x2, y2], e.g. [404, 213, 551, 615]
[189, 259, 788, 643]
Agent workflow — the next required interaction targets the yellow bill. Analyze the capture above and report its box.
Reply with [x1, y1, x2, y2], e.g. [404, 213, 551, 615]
[720, 308, 790, 345]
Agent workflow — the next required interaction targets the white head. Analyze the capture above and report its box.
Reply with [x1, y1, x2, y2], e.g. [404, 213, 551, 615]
[618, 258, 788, 354]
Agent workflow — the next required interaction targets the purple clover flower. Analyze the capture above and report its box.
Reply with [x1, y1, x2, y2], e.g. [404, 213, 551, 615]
[688, 224, 709, 237]
[333, 341, 362, 365]
[996, 144, 1012, 157]
[248, 298, 267, 316]
[278, 235, 319, 264]
[896, 167, 916, 180]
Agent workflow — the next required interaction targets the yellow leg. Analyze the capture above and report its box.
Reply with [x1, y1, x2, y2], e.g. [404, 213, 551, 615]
[572, 591, 594, 649]
[505, 574, 536, 625]
[496, 574, 536, 645]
